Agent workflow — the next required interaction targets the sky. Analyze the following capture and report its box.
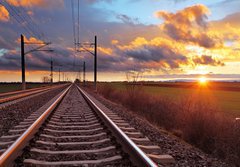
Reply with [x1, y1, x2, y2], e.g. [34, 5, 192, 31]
[0, 0, 240, 82]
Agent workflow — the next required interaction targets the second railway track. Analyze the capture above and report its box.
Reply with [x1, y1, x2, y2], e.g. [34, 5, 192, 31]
[0, 84, 68, 109]
[0, 84, 174, 166]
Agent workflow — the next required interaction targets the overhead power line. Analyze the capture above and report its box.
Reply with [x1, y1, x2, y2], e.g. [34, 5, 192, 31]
[1, 0, 46, 41]
[71, 0, 76, 51]
[77, 0, 80, 45]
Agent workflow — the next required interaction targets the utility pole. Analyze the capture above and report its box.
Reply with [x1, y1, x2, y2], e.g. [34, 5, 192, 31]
[21, 34, 26, 90]
[83, 61, 86, 86]
[79, 68, 81, 81]
[75, 35, 97, 90]
[58, 68, 60, 83]
[20, 34, 52, 90]
[50, 60, 53, 84]
[94, 35, 97, 91]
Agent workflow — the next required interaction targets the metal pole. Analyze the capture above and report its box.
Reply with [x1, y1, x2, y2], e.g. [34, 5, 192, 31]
[83, 61, 86, 86]
[58, 68, 60, 83]
[78, 67, 81, 81]
[94, 35, 97, 91]
[21, 34, 26, 90]
[50, 60, 53, 84]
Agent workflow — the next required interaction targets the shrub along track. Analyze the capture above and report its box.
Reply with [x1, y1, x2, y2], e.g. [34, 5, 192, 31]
[84, 86, 231, 167]
[0, 84, 175, 166]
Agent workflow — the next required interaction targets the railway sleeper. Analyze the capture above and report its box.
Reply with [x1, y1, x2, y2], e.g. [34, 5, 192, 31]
[23, 155, 122, 166]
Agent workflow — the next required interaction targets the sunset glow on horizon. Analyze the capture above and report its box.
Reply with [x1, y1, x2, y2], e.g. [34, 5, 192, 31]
[198, 76, 208, 85]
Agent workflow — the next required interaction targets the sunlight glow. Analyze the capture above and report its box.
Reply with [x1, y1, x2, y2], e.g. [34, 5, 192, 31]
[199, 77, 208, 84]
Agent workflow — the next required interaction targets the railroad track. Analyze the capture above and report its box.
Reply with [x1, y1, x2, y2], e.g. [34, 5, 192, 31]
[0, 84, 174, 166]
[0, 84, 68, 109]
[0, 85, 54, 98]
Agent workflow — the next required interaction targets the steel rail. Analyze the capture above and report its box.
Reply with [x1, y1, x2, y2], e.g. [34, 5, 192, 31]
[0, 85, 50, 98]
[0, 85, 71, 166]
[76, 85, 158, 167]
[0, 84, 68, 104]
[0, 84, 68, 99]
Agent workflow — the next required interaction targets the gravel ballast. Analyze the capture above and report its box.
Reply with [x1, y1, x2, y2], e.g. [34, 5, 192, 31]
[85, 88, 231, 167]
[18, 85, 132, 166]
[0, 85, 68, 137]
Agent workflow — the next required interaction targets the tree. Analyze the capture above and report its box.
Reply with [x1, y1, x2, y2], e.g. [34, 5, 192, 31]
[125, 71, 143, 106]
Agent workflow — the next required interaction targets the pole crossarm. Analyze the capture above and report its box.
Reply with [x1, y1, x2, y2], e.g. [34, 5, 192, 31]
[77, 42, 95, 46]
[74, 36, 97, 90]
[20, 34, 53, 90]
[78, 46, 94, 55]
[75, 42, 95, 55]
[24, 42, 52, 55]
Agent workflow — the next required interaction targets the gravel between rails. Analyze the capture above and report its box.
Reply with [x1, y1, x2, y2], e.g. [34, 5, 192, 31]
[84, 88, 231, 167]
[18, 85, 132, 166]
[0, 85, 68, 137]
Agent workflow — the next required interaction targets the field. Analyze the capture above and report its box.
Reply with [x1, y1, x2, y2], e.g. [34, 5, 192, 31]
[96, 81, 240, 164]
[0, 83, 50, 93]
[101, 82, 240, 117]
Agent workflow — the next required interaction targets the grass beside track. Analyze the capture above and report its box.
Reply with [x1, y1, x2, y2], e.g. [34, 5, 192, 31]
[95, 82, 240, 165]
[101, 82, 240, 117]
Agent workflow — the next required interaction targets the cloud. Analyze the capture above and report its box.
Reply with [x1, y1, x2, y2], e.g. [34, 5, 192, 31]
[85, 0, 113, 3]
[192, 55, 224, 66]
[0, 1, 235, 76]
[6, 0, 64, 8]
[155, 4, 222, 48]
[0, 5, 9, 22]
[116, 14, 140, 25]
[116, 37, 188, 69]
[0, 44, 75, 72]
[208, 12, 240, 42]
[16, 36, 44, 44]
[211, 12, 240, 31]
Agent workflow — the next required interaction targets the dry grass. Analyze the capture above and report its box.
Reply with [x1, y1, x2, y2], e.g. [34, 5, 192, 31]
[97, 83, 240, 166]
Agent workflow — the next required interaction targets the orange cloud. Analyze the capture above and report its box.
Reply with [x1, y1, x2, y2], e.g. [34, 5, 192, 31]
[155, 4, 210, 27]
[111, 40, 119, 45]
[98, 47, 113, 55]
[6, 0, 64, 8]
[155, 4, 222, 48]
[16, 36, 44, 45]
[0, 5, 9, 22]
[27, 10, 34, 16]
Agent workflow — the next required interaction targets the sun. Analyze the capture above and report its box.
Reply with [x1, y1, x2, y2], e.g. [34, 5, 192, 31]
[198, 77, 207, 84]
